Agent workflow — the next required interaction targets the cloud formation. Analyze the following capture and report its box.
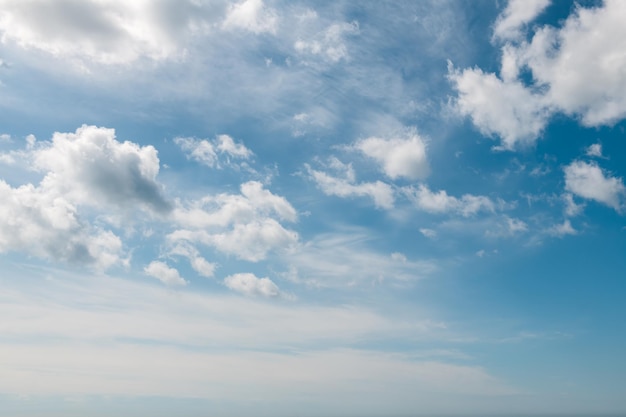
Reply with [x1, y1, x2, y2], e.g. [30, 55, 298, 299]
[224, 272, 282, 297]
[564, 160, 625, 211]
[354, 129, 429, 180]
[405, 185, 496, 217]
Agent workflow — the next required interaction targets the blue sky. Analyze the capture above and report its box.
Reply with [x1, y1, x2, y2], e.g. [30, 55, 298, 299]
[0, 0, 625, 415]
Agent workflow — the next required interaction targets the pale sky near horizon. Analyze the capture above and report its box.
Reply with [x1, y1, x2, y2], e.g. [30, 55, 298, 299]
[1, 0, 625, 416]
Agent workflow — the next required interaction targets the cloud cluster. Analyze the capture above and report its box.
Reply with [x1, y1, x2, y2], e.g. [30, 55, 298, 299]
[170, 181, 298, 262]
[175, 134, 253, 169]
[405, 185, 495, 217]
[564, 160, 625, 211]
[305, 158, 394, 209]
[0, 124, 171, 268]
[451, 0, 626, 149]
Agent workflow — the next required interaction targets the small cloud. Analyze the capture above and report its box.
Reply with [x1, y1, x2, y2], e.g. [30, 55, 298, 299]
[175, 135, 253, 169]
[222, 0, 278, 35]
[224, 272, 283, 298]
[476, 249, 486, 258]
[391, 252, 407, 263]
[564, 160, 625, 211]
[419, 228, 437, 239]
[547, 219, 577, 238]
[144, 261, 187, 286]
[585, 143, 603, 158]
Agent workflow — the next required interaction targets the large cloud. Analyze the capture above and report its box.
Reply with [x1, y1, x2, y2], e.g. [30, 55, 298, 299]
[0, 0, 223, 64]
[564, 160, 625, 211]
[35, 125, 172, 214]
[0, 180, 123, 268]
[305, 158, 394, 209]
[451, 0, 626, 148]
[404, 185, 496, 217]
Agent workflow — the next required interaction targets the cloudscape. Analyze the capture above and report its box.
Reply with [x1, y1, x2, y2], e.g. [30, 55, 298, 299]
[1, 1, 625, 416]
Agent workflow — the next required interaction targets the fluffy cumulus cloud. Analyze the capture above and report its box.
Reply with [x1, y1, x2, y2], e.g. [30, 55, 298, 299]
[493, 0, 551, 41]
[0, 0, 221, 64]
[448, 65, 549, 150]
[170, 181, 298, 262]
[224, 272, 281, 297]
[405, 185, 495, 217]
[452, 0, 626, 148]
[0, 180, 123, 268]
[0, 124, 173, 268]
[144, 261, 187, 286]
[35, 125, 171, 214]
[354, 129, 429, 180]
[222, 0, 277, 34]
[564, 161, 625, 211]
[305, 158, 394, 209]
[175, 134, 253, 169]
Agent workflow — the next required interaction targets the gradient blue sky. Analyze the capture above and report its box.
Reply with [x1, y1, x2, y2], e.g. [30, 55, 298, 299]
[1, 0, 625, 416]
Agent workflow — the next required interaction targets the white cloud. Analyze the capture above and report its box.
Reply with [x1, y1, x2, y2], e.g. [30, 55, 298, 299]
[0, 180, 123, 268]
[453, 0, 626, 148]
[405, 185, 495, 217]
[547, 219, 577, 237]
[354, 129, 429, 180]
[168, 242, 216, 278]
[0, 133, 10, 141]
[420, 228, 437, 239]
[0, 0, 216, 64]
[144, 261, 187, 286]
[295, 21, 359, 63]
[306, 159, 394, 209]
[224, 272, 281, 298]
[564, 160, 625, 211]
[175, 134, 253, 169]
[35, 125, 171, 214]
[522, 0, 626, 126]
[170, 181, 298, 262]
[563, 193, 584, 217]
[585, 143, 603, 158]
[222, 0, 277, 34]
[448, 65, 549, 150]
[493, 0, 551, 41]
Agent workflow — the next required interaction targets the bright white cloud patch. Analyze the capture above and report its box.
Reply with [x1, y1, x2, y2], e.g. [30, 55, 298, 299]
[453, 0, 626, 148]
[493, 0, 551, 41]
[222, 0, 277, 34]
[0, 180, 123, 268]
[405, 185, 495, 217]
[355, 129, 429, 180]
[224, 272, 281, 297]
[449, 65, 548, 149]
[306, 159, 394, 209]
[564, 161, 625, 211]
[35, 125, 171, 214]
[170, 181, 298, 262]
[175, 134, 252, 169]
[0, 0, 216, 64]
[585, 143, 603, 158]
[144, 261, 187, 286]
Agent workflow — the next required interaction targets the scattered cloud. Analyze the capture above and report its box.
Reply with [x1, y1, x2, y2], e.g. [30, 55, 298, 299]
[564, 160, 625, 211]
[0, 0, 217, 64]
[405, 185, 495, 217]
[305, 159, 394, 209]
[35, 125, 172, 214]
[493, 0, 551, 41]
[222, 0, 277, 35]
[546, 219, 577, 237]
[354, 128, 429, 180]
[420, 228, 437, 239]
[170, 181, 298, 262]
[175, 134, 253, 169]
[144, 261, 187, 286]
[224, 272, 282, 298]
[452, 0, 626, 148]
